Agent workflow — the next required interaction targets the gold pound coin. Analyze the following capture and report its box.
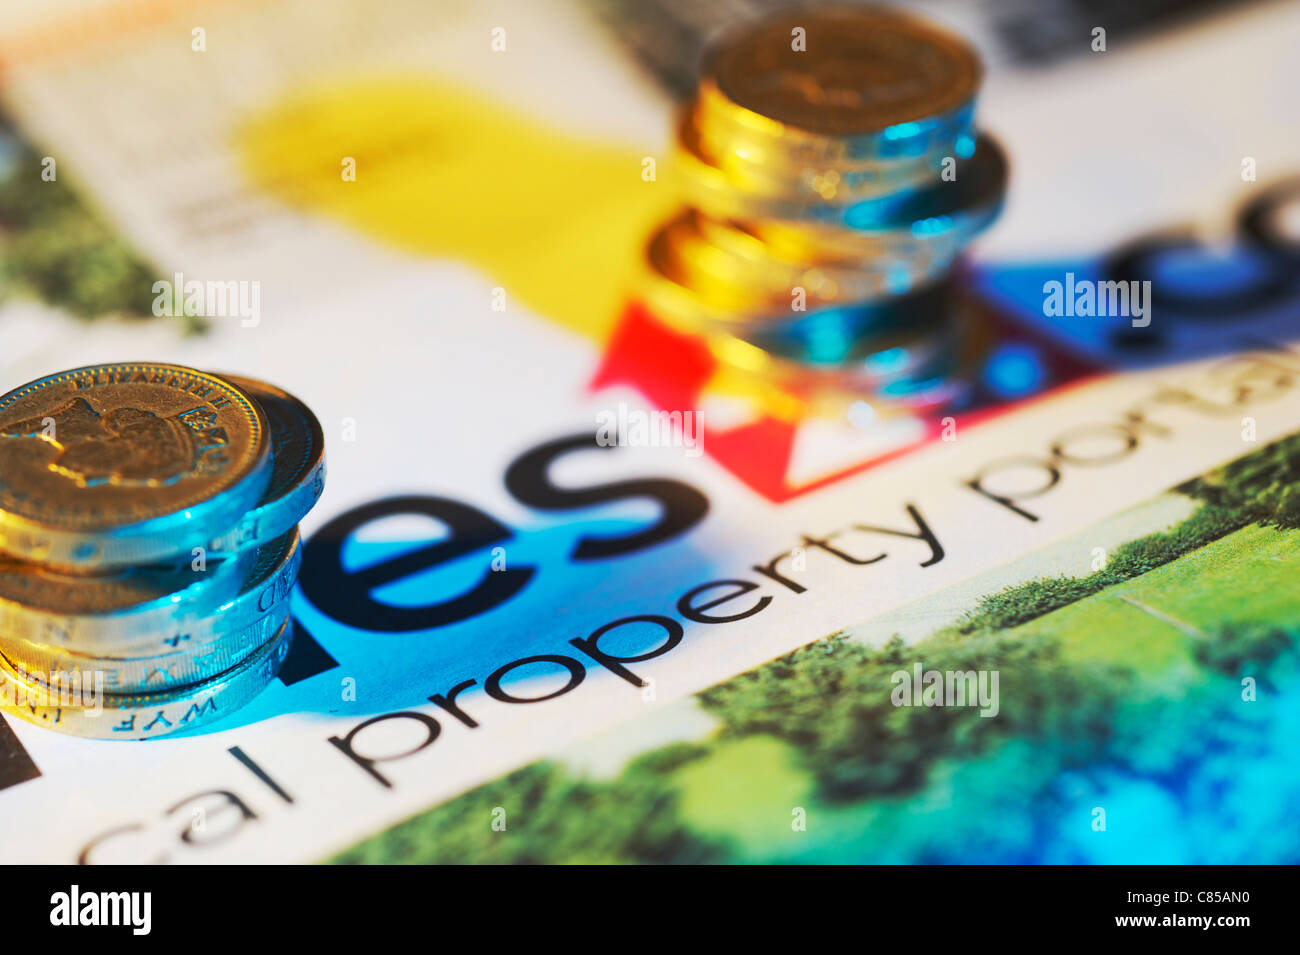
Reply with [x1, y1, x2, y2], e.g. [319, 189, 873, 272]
[684, 105, 955, 205]
[0, 598, 289, 693]
[677, 109, 1005, 234]
[641, 209, 953, 333]
[691, 209, 948, 275]
[0, 363, 272, 571]
[0, 543, 255, 649]
[0, 614, 293, 740]
[696, 6, 981, 161]
[702, 295, 988, 421]
[0, 527, 299, 652]
[664, 209, 940, 312]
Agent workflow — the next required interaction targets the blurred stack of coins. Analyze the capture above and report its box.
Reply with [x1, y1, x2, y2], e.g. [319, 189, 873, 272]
[0, 363, 325, 739]
[643, 6, 1006, 419]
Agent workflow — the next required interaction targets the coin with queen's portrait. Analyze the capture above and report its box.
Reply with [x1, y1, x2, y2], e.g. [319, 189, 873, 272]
[0, 363, 272, 571]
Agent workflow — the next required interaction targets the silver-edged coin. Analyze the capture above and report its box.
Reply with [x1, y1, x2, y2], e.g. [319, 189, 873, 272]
[0, 528, 298, 651]
[0, 615, 293, 740]
[677, 128, 1006, 239]
[205, 375, 325, 555]
[0, 598, 289, 693]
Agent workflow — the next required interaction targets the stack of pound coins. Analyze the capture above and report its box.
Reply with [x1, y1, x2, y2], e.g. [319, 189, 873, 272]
[643, 5, 1007, 419]
[0, 363, 325, 740]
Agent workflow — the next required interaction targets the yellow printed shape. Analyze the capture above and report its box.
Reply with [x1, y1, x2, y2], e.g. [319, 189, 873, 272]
[237, 76, 677, 341]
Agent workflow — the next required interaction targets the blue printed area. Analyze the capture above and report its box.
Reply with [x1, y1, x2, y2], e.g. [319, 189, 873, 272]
[933, 673, 1300, 864]
[970, 251, 1300, 369]
[982, 342, 1048, 398]
[972, 258, 1139, 359]
[194, 509, 724, 735]
[1149, 244, 1277, 293]
[1046, 676, 1300, 864]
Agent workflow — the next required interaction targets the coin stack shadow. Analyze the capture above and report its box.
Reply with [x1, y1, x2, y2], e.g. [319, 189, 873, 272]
[0, 366, 325, 740]
[643, 6, 1007, 419]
